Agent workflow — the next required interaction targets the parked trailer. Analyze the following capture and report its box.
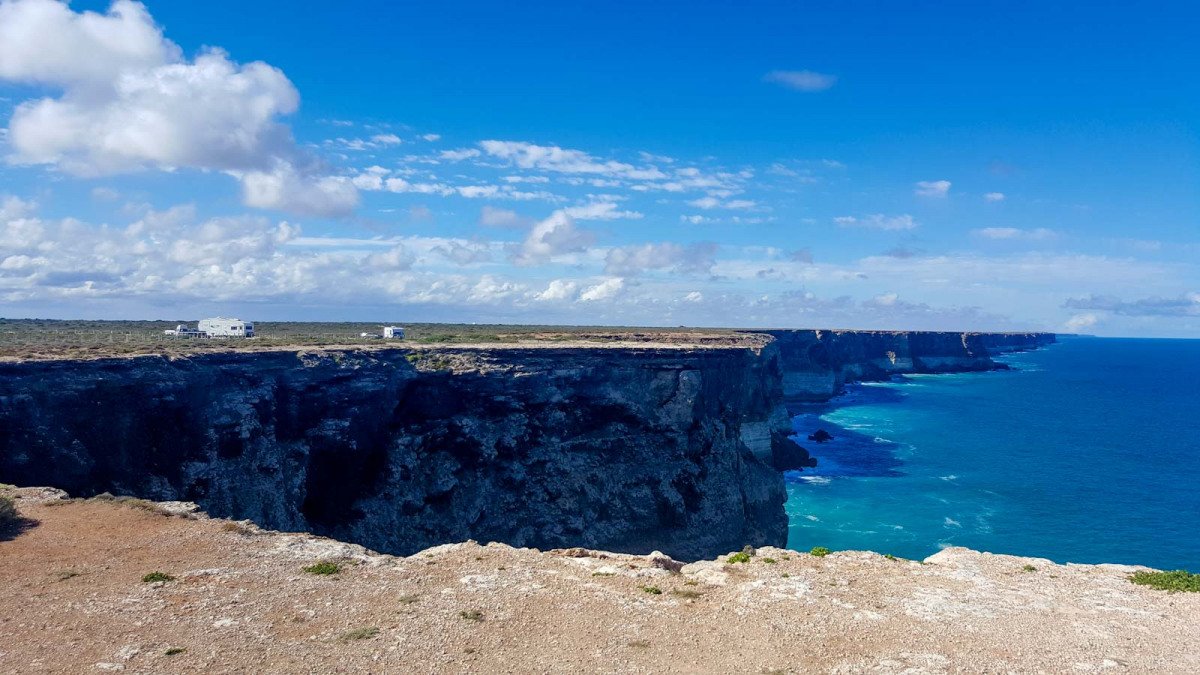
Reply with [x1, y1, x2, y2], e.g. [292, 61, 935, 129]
[382, 326, 404, 339]
[163, 324, 205, 337]
[197, 317, 255, 338]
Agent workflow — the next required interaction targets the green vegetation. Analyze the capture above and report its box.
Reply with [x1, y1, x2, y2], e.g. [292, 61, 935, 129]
[639, 585, 663, 595]
[142, 571, 175, 583]
[591, 571, 615, 577]
[1130, 570, 1200, 592]
[726, 551, 752, 564]
[809, 546, 831, 558]
[760, 557, 778, 564]
[459, 610, 485, 622]
[338, 626, 380, 642]
[780, 573, 790, 578]
[670, 588, 703, 599]
[0, 495, 17, 526]
[165, 648, 186, 656]
[303, 561, 341, 576]
[0, 318, 747, 361]
[884, 554, 898, 561]
[1022, 564, 1037, 573]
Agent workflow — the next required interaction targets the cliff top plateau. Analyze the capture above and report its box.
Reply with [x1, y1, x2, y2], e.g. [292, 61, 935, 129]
[1, 486, 1195, 674]
[0, 318, 1052, 362]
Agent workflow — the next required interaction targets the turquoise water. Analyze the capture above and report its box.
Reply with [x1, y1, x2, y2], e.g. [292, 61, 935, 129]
[784, 337, 1200, 570]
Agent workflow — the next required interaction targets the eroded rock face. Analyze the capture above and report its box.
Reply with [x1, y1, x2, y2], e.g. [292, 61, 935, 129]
[0, 345, 803, 560]
[761, 330, 1055, 405]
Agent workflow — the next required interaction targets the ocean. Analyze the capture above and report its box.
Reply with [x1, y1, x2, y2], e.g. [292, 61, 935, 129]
[784, 336, 1200, 570]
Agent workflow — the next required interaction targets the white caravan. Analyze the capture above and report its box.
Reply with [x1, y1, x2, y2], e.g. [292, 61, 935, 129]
[197, 317, 255, 337]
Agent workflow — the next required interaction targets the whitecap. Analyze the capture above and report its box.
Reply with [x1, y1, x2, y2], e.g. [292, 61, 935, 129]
[800, 476, 832, 485]
[943, 517, 962, 528]
[804, 515, 820, 522]
[939, 474, 958, 481]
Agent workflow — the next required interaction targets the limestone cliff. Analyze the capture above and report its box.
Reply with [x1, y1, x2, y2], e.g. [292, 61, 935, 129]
[760, 330, 1055, 405]
[0, 345, 801, 560]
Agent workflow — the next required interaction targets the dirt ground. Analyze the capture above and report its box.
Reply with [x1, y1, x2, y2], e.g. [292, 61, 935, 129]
[1, 487, 1197, 674]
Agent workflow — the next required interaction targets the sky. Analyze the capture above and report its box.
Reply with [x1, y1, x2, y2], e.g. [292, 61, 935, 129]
[0, 1, 1197, 336]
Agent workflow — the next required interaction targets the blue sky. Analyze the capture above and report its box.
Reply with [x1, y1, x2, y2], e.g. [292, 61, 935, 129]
[0, 1, 1197, 335]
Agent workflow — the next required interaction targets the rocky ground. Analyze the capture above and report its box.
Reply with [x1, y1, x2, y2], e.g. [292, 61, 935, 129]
[1, 487, 1197, 674]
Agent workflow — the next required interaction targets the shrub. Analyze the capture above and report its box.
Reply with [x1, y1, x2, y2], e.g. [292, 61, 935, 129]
[460, 610, 484, 622]
[726, 551, 752, 564]
[670, 588, 703, 599]
[639, 585, 662, 595]
[1130, 570, 1200, 593]
[761, 557, 778, 564]
[338, 626, 380, 642]
[165, 648, 186, 656]
[1022, 564, 1037, 573]
[142, 571, 175, 583]
[810, 547, 831, 558]
[884, 554, 898, 561]
[303, 562, 341, 576]
[0, 495, 17, 526]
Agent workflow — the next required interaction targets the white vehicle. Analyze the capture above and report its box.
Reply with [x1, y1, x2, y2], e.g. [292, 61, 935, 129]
[382, 326, 404, 339]
[197, 317, 255, 338]
[163, 324, 205, 337]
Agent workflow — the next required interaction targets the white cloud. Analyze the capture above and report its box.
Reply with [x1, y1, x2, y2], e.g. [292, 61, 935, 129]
[0, 0, 355, 216]
[535, 279, 578, 302]
[440, 148, 481, 161]
[479, 140, 667, 180]
[687, 196, 757, 210]
[914, 180, 951, 198]
[511, 210, 594, 266]
[834, 214, 917, 231]
[579, 277, 624, 302]
[370, 133, 402, 145]
[479, 206, 527, 229]
[1064, 313, 1099, 332]
[984, 192, 1005, 202]
[421, 133, 441, 142]
[604, 242, 718, 276]
[0, 194, 36, 221]
[763, 70, 837, 92]
[239, 162, 359, 217]
[562, 201, 643, 221]
[974, 227, 1055, 240]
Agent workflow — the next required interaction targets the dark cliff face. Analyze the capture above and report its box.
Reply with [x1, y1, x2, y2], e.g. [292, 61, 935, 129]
[759, 330, 1056, 405]
[0, 346, 802, 560]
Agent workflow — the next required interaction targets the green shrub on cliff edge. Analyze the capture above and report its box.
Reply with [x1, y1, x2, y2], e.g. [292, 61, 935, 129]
[0, 495, 16, 526]
[303, 561, 341, 576]
[1130, 570, 1200, 592]
[810, 546, 832, 558]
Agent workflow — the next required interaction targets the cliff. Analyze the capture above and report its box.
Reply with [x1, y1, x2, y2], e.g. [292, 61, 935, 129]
[760, 330, 1055, 404]
[0, 344, 803, 561]
[2, 486, 1194, 674]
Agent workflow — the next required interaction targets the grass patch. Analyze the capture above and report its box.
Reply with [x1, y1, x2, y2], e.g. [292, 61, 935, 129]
[460, 610, 485, 622]
[628, 639, 651, 648]
[726, 551, 752, 564]
[884, 554, 898, 561]
[303, 561, 341, 576]
[670, 588, 703, 599]
[338, 626, 380, 642]
[761, 557, 778, 564]
[591, 571, 615, 577]
[639, 585, 662, 595]
[165, 647, 186, 656]
[781, 573, 790, 578]
[142, 571, 175, 583]
[809, 546, 831, 558]
[221, 521, 251, 534]
[1130, 570, 1200, 593]
[1022, 564, 1037, 573]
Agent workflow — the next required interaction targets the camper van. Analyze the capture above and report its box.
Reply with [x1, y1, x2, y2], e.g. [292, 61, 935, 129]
[197, 317, 255, 337]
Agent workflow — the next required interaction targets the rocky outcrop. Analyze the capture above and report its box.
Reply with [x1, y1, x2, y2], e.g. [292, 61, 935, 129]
[759, 330, 1055, 405]
[0, 345, 804, 561]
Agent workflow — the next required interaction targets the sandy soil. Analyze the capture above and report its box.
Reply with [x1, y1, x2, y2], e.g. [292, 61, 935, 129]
[1, 487, 1197, 674]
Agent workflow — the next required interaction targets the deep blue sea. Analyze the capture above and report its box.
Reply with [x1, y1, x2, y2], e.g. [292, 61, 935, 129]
[784, 337, 1200, 570]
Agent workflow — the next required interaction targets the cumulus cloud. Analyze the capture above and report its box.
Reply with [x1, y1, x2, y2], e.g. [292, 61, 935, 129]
[914, 180, 951, 198]
[535, 279, 578, 302]
[511, 210, 594, 266]
[0, 0, 355, 216]
[984, 192, 1005, 202]
[835, 214, 917, 231]
[604, 242, 718, 276]
[562, 200, 642, 221]
[479, 140, 666, 180]
[974, 227, 1055, 240]
[763, 70, 837, 92]
[579, 277, 624, 301]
